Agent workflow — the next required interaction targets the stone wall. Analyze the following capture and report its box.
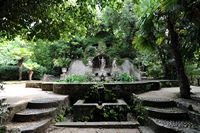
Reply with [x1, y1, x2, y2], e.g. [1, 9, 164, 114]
[53, 81, 161, 104]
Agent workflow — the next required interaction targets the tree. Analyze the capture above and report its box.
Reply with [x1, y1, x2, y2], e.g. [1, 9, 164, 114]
[0, 0, 98, 40]
[134, 0, 200, 98]
[9, 37, 32, 80]
[24, 60, 40, 81]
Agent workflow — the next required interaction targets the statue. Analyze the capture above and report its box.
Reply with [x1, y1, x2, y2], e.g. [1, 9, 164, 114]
[112, 58, 117, 68]
[88, 58, 93, 68]
[100, 57, 106, 70]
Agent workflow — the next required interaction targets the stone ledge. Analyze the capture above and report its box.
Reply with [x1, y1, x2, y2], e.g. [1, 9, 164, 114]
[55, 121, 139, 128]
[41, 82, 54, 91]
[73, 99, 128, 121]
[25, 81, 42, 88]
[6, 118, 51, 133]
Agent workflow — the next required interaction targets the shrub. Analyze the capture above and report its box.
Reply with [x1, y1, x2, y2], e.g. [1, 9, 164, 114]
[130, 94, 147, 125]
[78, 105, 129, 122]
[103, 106, 129, 121]
[63, 74, 93, 83]
[0, 65, 46, 80]
[32, 66, 47, 80]
[84, 83, 117, 103]
[114, 72, 135, 82]
[0, 66, 26, 80]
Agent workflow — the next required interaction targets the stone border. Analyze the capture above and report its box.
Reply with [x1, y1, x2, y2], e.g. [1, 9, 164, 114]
[41, 82, 54, 91]
[25, 81, 42, 88]
[25, 80, 178, 104]
[73, 99, 128, 121]
[55, 121, 139, 128]
[53, 81, 161, 104]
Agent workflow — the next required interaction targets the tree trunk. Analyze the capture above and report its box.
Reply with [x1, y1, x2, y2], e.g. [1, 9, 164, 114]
[157, 46, 170, 79]
[18, 58, 24, 80]
[28, 70, 33, 81]
[167, 16, 191, 99]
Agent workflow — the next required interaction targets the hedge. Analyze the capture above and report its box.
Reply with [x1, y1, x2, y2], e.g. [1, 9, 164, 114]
[0, 66, 46, 80]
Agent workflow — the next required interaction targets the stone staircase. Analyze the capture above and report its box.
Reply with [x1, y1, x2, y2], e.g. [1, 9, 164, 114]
[138, 97, 200, 133]
[6, 97, 68, 133]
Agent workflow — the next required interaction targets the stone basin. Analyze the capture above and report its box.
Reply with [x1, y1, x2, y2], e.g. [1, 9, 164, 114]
[73, 99, 128, 122]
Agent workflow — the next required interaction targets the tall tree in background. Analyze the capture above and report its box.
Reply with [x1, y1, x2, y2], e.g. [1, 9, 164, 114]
[134, 0, 200, 98]
[0, 0, 98, 40]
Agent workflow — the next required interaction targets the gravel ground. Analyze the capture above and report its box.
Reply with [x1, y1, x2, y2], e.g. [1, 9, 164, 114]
[151, 118, 200, 129]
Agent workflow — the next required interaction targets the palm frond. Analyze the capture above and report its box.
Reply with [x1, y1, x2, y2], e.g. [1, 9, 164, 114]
[160, 0, 180, 12]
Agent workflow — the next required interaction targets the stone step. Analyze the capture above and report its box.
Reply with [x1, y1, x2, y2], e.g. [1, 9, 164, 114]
[139, 126, 155, 133]
[146, 107, 188, 120]
[191, 94, 200, 102]
[175, 98, 200, 124]
[6, 118, 51, 133]
[0, 97, 6, 103]
[13, 108, 56, 122]
[25, 82, 42, 88]
[175, 98, 200, 113]
[147, 117, 200, 133]
[41, 82, 53, 91]
[139, 98, 176, 108]
[27, 98, 64, 109]
[55, 121, 139, 128]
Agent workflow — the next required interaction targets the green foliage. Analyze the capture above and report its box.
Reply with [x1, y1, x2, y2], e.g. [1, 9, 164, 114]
[24, 60, 40, 70]
[62, 75, 93, 83]
[0, 99, 9, 125]
[103, 106, 129, 121]
[0, 0, 98, 40]
[130, 95, 147, 125]
[0, 66, 45, 80]
[54, 106, 66, 122]
[78, 105, 129, 122]
[53, 58, 71, 68]
[100, 0, 137, 60]
[0, 66, 25, 80]
[185, 62, 200, 85]
[8, 37, 32, 61]
[136, 52, 164, 78]
[84, 83, 117, 103]
[185, 63, 200, 77]
[31, 66, 47, 80]
[78, 113, 94, 122]
[55, 111, 65, 122]
[31, 40, 53, 73]
[84, 46, 96, 57]
[0, 37, 32, 66]
[113, 72, 136, 82]
[0, 0, 199, 84]
[50, 39, 86, 67]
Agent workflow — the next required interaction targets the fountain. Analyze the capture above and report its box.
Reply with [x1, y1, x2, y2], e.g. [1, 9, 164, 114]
[73, 84, 128, 122]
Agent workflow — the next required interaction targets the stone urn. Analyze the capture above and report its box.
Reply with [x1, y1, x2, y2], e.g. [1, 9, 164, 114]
[61, 68, 67, 74]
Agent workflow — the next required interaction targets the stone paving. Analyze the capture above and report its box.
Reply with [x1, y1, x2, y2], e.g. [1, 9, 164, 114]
[138, 86, 200, 99]
[1, 82, 200, 133]
[47, 127, 140, 133]
[0, 82, 66, 107]
[0, 82, 140, 133]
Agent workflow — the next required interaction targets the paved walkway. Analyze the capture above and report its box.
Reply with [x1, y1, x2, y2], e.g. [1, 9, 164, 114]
[1, 82, 199, 133]
[138, 86, 200, 99]
[47, 127, 140, 133]
[0, 82, 66, 107]
[0, 82, 140, 133]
